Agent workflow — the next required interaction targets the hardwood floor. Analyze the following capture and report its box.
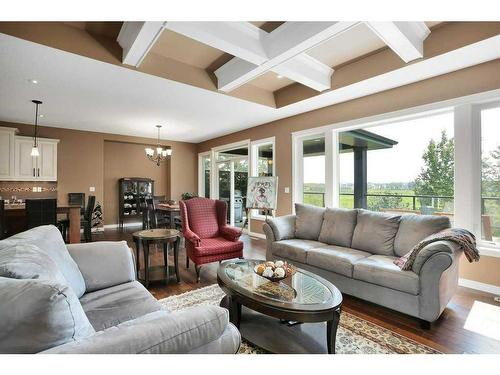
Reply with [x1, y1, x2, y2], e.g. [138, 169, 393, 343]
[98, 225, 500, 354]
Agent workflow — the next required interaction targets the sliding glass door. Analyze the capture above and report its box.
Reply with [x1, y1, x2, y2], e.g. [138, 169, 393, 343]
[215, 145, 249, 227]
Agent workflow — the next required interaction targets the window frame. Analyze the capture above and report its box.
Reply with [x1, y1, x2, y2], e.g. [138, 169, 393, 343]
[472, 100, 500, 254]
[291, 88, 500, 257]
[197, 151, 211, 198]
[249, 137, 276, 221]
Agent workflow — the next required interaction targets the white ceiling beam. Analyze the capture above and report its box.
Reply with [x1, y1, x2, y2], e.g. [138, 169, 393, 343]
[215, 22, 358, 92]
[365, 22, 431, 63]
[117, 22, 166, 67]
[273, 55, 334, 92]
[165, 22, 269, 65]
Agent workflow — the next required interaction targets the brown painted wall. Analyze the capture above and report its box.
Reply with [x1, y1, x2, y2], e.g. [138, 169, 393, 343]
[197, 59, 500, 287]
[0, 121, 198, 225]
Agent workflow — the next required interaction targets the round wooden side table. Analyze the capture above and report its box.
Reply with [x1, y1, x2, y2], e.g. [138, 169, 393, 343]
[132, 228, 180, 287]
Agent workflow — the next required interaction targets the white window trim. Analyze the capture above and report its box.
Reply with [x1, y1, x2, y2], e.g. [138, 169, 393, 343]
[474, 100, 500, 256]
[197, 151, 211, 198]
[291, 88, 500, 256]
[250, 137, 276, 221]
[292, 131, 327, 211]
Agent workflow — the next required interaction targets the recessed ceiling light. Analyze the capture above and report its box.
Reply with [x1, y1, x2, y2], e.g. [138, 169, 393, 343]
[29, 79, 38, 84]
[39, 114, 44, 118]
[276, 75, 283, 79]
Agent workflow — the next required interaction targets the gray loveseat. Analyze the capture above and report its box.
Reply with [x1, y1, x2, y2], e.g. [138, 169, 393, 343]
[0, 225, 240, 353]
[263, 204, 462, 326]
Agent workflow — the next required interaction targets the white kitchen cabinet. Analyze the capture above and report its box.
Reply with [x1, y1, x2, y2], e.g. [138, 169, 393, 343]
[12, 135, 59, 181]
[0, 127, 16, 179]
[14, 138, 37, 179]
[37, 140, 58, 180]
[0, 129, 58, 181]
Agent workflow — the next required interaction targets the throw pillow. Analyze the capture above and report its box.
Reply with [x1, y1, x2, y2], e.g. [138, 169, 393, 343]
[294, 203, 325, 240]
[318, 208, 358, 247]
[351, 209, 401, 255]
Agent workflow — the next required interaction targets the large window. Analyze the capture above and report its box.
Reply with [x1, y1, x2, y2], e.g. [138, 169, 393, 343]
[480, 106, 500, 245]
[338, 112, 454, 218]
[293, 94, 500, 255]
[302, 136, 326, 207]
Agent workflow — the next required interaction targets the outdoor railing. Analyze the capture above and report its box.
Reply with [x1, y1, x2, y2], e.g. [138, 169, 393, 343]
[303, 192, 500, 213]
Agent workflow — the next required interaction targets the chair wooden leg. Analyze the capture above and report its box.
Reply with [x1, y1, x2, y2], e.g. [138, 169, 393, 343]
[186, 256, 189, 269]
[195, 265, 201, 283]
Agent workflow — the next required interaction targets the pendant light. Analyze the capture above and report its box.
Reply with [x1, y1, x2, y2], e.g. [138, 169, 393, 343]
[145, 125, 172, 166]
[30, 100, 42, 157]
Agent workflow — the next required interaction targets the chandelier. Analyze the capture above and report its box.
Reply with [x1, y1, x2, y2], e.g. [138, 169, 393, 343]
[145, 125, 172, 166]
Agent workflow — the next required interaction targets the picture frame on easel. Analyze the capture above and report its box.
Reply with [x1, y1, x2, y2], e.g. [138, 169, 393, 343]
[244, 176, 278, 228]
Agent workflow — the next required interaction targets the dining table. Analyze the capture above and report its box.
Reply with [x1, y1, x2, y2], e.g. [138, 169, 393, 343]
[156, 203, 181, 229]
[3, 203, 82, 243]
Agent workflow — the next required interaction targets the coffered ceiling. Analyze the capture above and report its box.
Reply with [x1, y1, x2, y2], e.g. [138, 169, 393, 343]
[0, 21, 499, 142]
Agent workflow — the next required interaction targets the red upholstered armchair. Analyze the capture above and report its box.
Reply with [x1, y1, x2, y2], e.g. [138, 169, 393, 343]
[180, 197, 243, 282]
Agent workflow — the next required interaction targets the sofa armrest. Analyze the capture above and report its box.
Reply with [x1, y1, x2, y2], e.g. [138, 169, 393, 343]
[418, 247, 459, 322]
[265, 215, 296, 241]
[220, 225, 242, 241]
[40, 306, 238, 354]
[412, 240, 460, 274]
[67, 241, 135, 293]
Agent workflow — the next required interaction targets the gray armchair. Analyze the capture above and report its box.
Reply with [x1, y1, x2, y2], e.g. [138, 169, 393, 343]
[0, 225, 240, 354]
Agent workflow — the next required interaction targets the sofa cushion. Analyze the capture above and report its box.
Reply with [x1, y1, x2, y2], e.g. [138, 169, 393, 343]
[271, 239, 325, 263]
[79, 281, 162, 331]
[307, 245, 371, 277]
[393, 215, 451, 257]
[351, 210, 401, 256]
[353, 255, 420, 295]
[1, 225, 86, 297]
[318, 208, 358, 247]
[294, 203, 325, 240]
[0, 277, 95, 353]
[0, 243, 68, 286]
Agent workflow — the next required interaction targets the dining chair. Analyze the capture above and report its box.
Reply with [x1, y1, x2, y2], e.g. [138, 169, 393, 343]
[81, 195, 96, 242]
[25, 199, 57, 229]
[68, 192, 86, 215]
[146, 197, 170, 229]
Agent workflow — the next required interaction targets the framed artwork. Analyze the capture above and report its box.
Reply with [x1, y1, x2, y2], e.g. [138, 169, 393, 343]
[246, 176, 278, 210]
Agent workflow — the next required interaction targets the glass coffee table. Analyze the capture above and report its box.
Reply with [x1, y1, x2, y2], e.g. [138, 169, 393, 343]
[217, 259, 343, 354]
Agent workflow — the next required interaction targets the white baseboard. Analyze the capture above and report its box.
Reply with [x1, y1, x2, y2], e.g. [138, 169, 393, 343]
[459, 278, 500, 296]
[248, 231, 265, 239]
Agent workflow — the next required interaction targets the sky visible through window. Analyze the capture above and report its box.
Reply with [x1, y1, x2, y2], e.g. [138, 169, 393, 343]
[303, 112, 460, 185]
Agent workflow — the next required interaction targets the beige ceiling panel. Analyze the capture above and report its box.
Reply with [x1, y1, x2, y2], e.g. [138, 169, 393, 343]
[150, 29, 227, 69]
[306, 23, 386, 68]
[249, 71, 294, 91]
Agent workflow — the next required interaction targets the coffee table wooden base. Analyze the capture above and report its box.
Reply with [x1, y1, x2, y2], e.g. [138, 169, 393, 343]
[220, 295, 341, 354]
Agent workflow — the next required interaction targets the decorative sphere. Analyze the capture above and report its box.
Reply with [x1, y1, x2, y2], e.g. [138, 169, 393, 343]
[262, 267, 274, 278]
[274, 267, 285, 278]
[274, 260, 284, 268]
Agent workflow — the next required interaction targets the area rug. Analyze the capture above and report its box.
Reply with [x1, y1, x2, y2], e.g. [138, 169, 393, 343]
[158, 284, 440, 354]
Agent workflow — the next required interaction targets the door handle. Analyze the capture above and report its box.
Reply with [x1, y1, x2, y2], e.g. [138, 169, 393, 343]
[33, 168, 35, 177]
[37, 168, 40, 177]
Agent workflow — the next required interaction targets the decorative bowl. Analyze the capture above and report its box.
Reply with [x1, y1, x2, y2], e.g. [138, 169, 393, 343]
[253, 260, 293, 282]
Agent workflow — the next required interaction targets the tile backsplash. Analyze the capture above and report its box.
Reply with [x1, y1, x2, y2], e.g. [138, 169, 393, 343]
[0, 181, 57, 200]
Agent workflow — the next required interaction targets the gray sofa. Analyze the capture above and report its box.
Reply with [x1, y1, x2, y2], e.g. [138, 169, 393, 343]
[263, 204, 462, 326]
[0, 225, 240, 354]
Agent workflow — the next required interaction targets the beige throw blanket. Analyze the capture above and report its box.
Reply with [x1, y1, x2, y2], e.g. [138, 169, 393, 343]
[394, 228, 480, 271]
